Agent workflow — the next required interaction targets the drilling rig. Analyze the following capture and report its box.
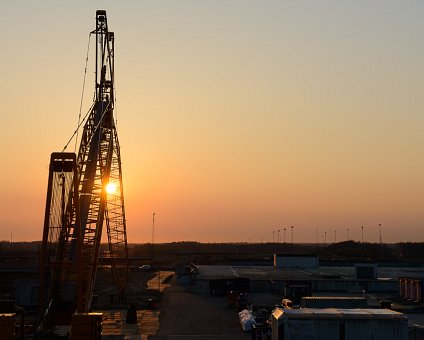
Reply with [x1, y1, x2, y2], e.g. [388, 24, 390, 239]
[38, 10, 128, 333]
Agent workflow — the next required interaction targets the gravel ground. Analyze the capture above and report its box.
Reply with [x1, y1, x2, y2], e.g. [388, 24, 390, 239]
[151, 276, 250, 340]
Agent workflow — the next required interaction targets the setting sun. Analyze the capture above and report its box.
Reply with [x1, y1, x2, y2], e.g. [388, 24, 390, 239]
[106, 183, 117, 195]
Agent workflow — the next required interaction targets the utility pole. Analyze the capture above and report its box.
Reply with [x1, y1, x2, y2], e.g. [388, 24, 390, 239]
[334, 230, 336, 243]
[346, 228, 350, 241]
[278, 229, 280, 243]
[273, 230, 275, 243]
[284, 228, 286, 243]
[361, 225, 364, 243]
[379, 223, 382, 244]
[324, 231, 327, 245]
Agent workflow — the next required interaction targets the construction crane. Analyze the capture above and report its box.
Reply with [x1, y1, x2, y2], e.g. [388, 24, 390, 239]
[38, 10, 128, 333]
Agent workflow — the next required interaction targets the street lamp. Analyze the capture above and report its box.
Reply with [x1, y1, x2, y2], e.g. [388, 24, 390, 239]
[291, 226, 294, 247]
[151, 213, 156, 267]
[284, 228, 286, 243]
[278, 229, 280, 243]
[273, 230, 275, 243]
[334, 230, 336, 243]
[361, 225, 364, 243]
[315, 228, 318, 249]
[346, 228, 349, 241]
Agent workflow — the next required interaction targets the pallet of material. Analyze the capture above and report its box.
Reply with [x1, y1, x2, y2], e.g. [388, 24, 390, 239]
[71, 313, 102, 339]
[0, 314, 15, 339]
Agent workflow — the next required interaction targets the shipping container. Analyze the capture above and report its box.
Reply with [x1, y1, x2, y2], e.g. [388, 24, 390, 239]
[271, 308, 407, 340]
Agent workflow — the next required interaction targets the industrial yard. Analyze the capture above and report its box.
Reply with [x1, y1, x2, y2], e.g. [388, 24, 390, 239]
[1, 2, 423, 339]
[2, 241, 424, 338]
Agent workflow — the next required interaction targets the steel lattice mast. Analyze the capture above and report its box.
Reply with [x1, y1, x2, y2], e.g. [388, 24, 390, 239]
[75, 9, 128, 310]
[38, 10, 128, 332]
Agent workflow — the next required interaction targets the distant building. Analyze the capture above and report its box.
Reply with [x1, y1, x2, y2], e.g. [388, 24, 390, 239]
[274, 254, 318, 269]
[354, 263, 377, 280]
[188, 264, 399, 303]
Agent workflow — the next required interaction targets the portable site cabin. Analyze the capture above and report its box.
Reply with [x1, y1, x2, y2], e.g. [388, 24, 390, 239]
[271, 308, 407, 340]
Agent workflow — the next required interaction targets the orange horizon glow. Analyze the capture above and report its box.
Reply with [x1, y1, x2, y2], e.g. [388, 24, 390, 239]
[0, 2, 423, 244]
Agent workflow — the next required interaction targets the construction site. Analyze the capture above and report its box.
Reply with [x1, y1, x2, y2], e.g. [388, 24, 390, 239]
[2, 9, 424, 340]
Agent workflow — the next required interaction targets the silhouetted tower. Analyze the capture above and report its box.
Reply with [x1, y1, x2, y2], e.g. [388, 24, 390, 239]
[39, 10, 128, 333]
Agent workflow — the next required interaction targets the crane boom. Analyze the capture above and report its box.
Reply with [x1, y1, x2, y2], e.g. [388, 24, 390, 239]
[38, 10, 128, 333]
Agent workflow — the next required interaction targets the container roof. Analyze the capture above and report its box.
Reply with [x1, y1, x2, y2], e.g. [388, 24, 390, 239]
[273, 308, 406, 320]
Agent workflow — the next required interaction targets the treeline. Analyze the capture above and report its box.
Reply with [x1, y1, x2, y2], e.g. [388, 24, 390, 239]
[2, 241, 424, 264]
[129, 241, 424, 265]
[0, 241, 41, 253]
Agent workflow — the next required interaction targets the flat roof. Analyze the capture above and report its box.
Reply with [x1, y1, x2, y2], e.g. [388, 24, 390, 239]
[195, 265, 424, 281]
[275, 308, 406, 320]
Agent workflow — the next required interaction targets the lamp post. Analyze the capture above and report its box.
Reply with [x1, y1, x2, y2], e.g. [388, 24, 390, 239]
[334, 230, 336, 243]
[346, 228, 349, 241]
[361, 225, 364, 243]
[324, 231, 327, 245]
[278, 229, 280, 243]
[273, 230, 275, 243]
[379, 223, 382, 244]
[284, 228, 286, 243]
[291, 226, 294, 247]
[151, 212, 156, 267]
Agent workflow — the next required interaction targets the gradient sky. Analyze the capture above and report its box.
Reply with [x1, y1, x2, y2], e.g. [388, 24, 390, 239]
[1, 1, 423, 243]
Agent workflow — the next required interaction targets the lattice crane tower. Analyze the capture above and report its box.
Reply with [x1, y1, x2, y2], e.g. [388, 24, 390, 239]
[38, 10, 128, 331]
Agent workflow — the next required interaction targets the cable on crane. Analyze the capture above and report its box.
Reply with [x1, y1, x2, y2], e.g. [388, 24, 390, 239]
[74, 33, 92, 152]
[61, 33, 92, 153]
[62, 102, 95, 153]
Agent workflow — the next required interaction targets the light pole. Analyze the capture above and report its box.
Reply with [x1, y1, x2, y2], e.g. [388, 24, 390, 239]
[273, 230, 275, 243]
[153, 213, 160, 292]
[291, 226, 294, 247]
[278, 229, 280, 243]
[361, 225, 364, 243]
[334, 230, 336, 243]
[324, 231, 327, 245]
[379, 223, 382, 244]
[346, 228, 349, 241]
[284, 228, 286, 243]
[315, 228, 318, 249]
[151, 212, 156, 267]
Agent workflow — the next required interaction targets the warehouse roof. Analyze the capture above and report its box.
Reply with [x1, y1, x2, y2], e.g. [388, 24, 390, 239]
[195, 265, 424, 281]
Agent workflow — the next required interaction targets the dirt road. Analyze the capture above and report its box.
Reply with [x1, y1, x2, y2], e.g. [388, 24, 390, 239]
[151, 277, 250, 340]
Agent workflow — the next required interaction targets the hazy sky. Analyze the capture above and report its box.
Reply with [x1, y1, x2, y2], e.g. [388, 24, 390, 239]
[1, 1, 423, 243]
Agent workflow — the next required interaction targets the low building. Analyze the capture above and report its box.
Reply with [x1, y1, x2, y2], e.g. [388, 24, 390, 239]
[189, 265, 399, 304]
[274, 254, 318, 269]
[271, 308, 408, 340]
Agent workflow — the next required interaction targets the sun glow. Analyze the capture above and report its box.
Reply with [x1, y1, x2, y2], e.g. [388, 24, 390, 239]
[106, 183, 117, 194]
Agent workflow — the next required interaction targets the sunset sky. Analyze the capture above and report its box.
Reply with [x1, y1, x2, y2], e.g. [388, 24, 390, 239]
[1, 1, 423, 243]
